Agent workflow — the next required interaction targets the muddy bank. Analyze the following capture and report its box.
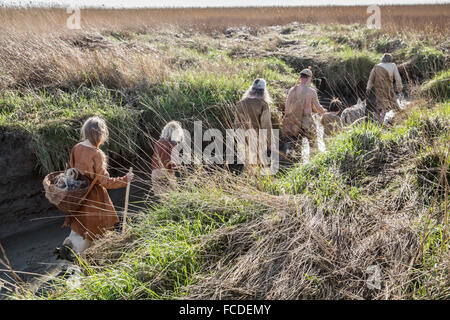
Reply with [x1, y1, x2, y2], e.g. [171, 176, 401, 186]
[0, 130, 60, 238]
[0, 218, 67, 298]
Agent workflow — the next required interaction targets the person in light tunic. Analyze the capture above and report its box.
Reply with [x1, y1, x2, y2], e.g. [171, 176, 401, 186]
[282, 68, 326, 155]
[366, 53, 403, 122]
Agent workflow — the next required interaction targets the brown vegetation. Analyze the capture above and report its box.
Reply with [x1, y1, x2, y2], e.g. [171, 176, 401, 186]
[0, 32, 169, 90]
[1, 5, 449, 35]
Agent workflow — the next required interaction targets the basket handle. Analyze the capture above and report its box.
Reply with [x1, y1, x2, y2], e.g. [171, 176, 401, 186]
[77, 175, 99, 206]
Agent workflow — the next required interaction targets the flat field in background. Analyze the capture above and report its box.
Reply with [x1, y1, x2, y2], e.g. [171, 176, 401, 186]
[1, 5, 449, 34]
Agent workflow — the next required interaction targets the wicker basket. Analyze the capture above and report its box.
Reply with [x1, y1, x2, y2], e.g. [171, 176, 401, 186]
[43, 171, 92, 214]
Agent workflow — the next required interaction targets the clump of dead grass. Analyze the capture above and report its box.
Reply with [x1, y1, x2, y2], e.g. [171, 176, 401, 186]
[185, 146, 447, 300]
[187, 193, 422, 299]
[0, 32, 170, 91]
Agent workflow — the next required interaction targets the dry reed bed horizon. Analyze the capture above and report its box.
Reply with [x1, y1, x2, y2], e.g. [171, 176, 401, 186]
[1, 5, 449, 36]
[0, 33, 171, 91]
[0, 5, 448, 93]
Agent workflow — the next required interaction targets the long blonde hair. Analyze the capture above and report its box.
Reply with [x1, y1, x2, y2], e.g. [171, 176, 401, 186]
[81, 116, 109, 148]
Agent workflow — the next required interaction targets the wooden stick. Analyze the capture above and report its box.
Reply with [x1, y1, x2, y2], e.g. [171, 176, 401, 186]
[122, 167, 133, 234]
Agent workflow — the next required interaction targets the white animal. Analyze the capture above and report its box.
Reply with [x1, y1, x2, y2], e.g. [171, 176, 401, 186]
[56, 168, 86, 190]
[63, 230, 92, 254]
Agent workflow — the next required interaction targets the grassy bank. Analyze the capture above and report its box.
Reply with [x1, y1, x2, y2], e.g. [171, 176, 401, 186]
[13, 99, 449, 300]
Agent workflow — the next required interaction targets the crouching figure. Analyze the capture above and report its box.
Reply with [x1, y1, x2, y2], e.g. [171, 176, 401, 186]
[151, 121, 184, 196]
[320, 98, 343, 138]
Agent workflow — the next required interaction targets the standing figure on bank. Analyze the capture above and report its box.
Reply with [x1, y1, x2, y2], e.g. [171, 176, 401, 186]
[151, 121, 184, 196]
[366, 53, 403, 123]
[282, 68, 326, 155]
[60, 116, 134, 256]
[234, 78, 273, 169]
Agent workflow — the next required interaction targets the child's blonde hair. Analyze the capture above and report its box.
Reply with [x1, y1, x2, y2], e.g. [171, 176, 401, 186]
[81, 116, 109, 148]
[161, 121, 184, 143]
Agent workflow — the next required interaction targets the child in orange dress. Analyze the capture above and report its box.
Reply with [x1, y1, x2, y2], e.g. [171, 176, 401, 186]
[151, 121, 184, 196]
[59, 116, 133, 257]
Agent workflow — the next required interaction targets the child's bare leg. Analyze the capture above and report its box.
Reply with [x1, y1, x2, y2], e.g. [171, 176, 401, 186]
[64, 230, 91, 254]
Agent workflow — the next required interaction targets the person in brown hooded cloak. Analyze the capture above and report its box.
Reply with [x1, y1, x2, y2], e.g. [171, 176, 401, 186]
[151, 121, 184, 196]
[234, 78, 273, 169]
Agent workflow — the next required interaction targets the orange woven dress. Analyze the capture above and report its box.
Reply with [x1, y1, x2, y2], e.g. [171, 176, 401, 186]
[63, 142, 128, 241]
[150, 139, 178, 195]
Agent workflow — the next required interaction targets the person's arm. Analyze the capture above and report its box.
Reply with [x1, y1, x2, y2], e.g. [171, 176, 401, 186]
[94, 152, 131, 189]
[233, 102, 240, 129]
[166, 143, 180, 172]
[366, 67, 375, 93]
[234, 101, 247, 129]
[393, 64, 403, 93]
[284, 87, 295, 115]
[337, 116, 343, 129]
[260, 103, 273, 149]
[320, 114, 331, 127]
[68, 147, 75, 169]
[312, 91, 326, 115]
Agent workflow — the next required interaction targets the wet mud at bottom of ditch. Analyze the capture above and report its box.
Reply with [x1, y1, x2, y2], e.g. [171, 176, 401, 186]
[0, 183, 147, 299]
